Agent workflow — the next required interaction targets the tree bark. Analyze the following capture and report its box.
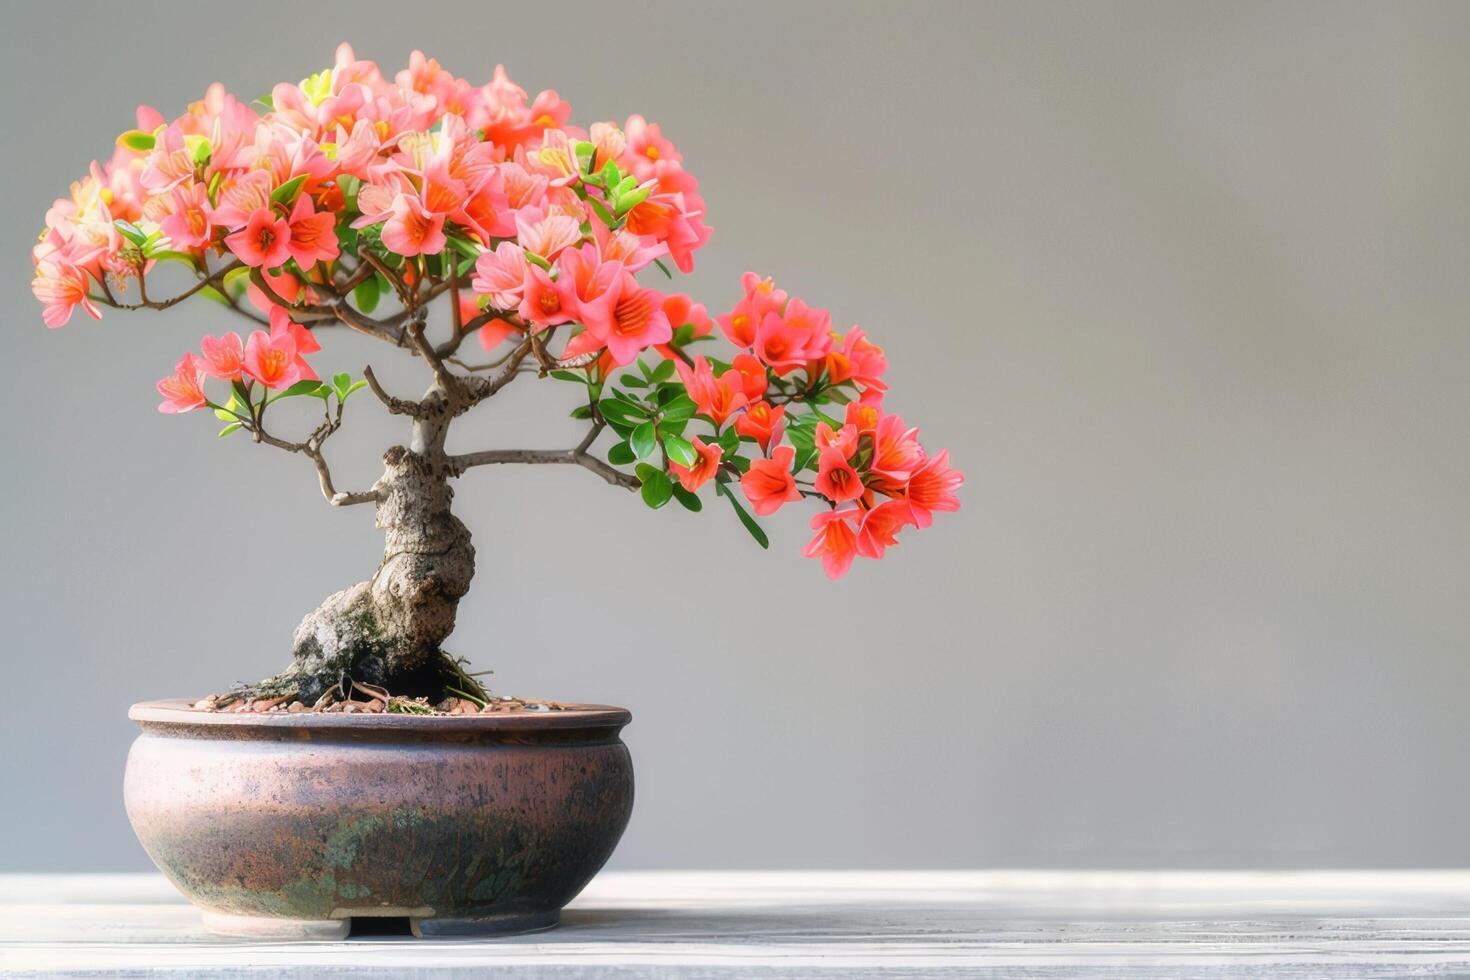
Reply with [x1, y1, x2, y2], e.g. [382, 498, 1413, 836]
[244, 383, 484, 706]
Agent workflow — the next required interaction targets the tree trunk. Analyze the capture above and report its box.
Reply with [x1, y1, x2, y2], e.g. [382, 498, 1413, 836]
[226, 380, 497, 706]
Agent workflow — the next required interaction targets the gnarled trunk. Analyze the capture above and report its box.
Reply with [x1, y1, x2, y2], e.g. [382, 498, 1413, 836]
[281, 446, 476, 705]
[244, 377, 486, 705]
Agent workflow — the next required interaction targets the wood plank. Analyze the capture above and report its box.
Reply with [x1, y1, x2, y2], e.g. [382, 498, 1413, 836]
[3, 871, 1470, 977]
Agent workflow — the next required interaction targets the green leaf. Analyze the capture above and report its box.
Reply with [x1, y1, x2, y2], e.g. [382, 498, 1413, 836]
[549, 370, 585, 383]
[585, 195, 616, 228]
[672, 485, 703, 512]
[649, 359, 676, 384]
[663, 433, 697, 468]
[630, 421, 658, 460]
[337, 174, 361, 211]
[793, 446, 819, 473]
[614, 183, 651, 217]
[524, 250, 552, 271]
[113, 220, 148, 247]
[717, 427, 742, 457]
[607, 441, 636, 465]
[444, 232, 483, 260]
[199, 285, 231, 306]
[344, 380, 367, 398]
[658, 394, 698, 424]
[217, 422, 242, 438]
[570, 403, 595, 420]
[270, 174, 309, 206]
[332, 372, 352, 399]
[222, 265, 252, 300]
[653, 258, 673, 279]
[353, 275, 380, 314]
[599, 398, 649, 426]
[116, 130, 155, 152]
[716, 480, 769, 549]
[621, 374, 648, 388]
[637, 465, 674, 509]
[269, 380, 329, 402]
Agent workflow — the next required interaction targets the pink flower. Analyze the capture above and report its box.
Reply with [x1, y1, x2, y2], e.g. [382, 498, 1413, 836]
[803, 509, 862, 580]
[515, 209, 581, 260]
[284, 194, 339, 268]
[728, 353, 769, 400]
[472, 241, 529, 309]
[601, 277, 671, 366]
[905, 449, 963, 528]
[869, 413, 924, 493]
[210, 171, 274, 229]
[269, 306, 320, 381]
[381, 193, 446, 256]
[159, 182, 215, 249]
[225, 207, 292, 268]
[243, 328, 303, 390]
[157, 352, 208, 414]
[674, 355, 749, 428]
[517, 263, 574, 328]
[741, 446, 802, 517]
[814, 441, 864, 503]
[32, 258, 99, 328]
[654, 292, 712, 360]
[734, 400, 785, 452]
[199, 332, 245, 381]
[668, 437, 723, 493]
[855, 499, 915, 559]
[753, 309, 824, 375]
[554, 244, 622, 336]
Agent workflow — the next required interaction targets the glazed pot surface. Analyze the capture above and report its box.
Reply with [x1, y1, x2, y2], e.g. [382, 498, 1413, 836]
[124, 699, 633, 938]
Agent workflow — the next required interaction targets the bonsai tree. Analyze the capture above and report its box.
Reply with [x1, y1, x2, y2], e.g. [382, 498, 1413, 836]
[31, 46, 963, 709]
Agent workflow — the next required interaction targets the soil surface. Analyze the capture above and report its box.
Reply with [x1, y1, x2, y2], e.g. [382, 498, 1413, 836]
[192, 685, 568, 716]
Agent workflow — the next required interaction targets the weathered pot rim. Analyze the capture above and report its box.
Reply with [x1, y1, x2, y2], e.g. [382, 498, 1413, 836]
[130, 697, 631, 734]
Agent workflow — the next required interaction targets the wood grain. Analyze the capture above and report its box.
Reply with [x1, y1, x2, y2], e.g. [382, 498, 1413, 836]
[4, 871, 1470, 977]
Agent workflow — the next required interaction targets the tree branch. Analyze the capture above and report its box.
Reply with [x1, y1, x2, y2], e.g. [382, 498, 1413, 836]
[362, 365, 427, 417]
[447, 424, 637, 490]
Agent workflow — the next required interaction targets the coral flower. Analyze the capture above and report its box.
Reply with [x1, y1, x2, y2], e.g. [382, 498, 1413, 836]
[753, 310, 825, 375]
[674, 355, 748, 428]
[740, 445, 802, 517]
[814, 442, 865, 503]
[904, 450, 964, 528]
[803, 508, 862, 580]
[734, 400, 785, 452]
[668, 437, 722, 493]
[225, 207, 292, 269]
[728, 353, 768, 400]
[718, 273, 786, 347]
[156, 352, 208, 414]
[554, 245, 621, 335]
[160, 182, 215, 249]
[855, 499, 915, 559]
[31, 259, 99, 329]
[199, 331, 245, 381]
[517, 263, 574, 328]
[284, 194, 340, 268]
[381, 193, 446, 256]
[269, 307, 320, 381]
[242, 329, 303, 390]
[602, 278, 672, 366]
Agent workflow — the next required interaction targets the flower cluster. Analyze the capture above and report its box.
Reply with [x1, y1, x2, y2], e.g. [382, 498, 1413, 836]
[34, 47, 957, 578]
[31, 43, 710, 331]
[578, 273, 962, 578]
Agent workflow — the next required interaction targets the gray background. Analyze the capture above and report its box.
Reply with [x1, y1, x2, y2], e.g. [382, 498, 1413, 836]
[2, 0, 1468, 872]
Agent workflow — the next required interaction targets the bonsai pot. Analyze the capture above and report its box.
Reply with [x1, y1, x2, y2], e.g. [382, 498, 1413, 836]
[123, 699, 634, 938]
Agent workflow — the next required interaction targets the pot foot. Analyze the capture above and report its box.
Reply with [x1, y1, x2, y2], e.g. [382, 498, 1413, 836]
[201, 910, 350, 940]
[412, 910, 560, 937]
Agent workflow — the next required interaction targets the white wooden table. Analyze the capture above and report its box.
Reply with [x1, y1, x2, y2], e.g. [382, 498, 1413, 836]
[4, 871, 1470, 977]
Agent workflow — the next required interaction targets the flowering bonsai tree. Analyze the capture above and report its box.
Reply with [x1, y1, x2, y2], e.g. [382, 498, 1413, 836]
[32, 46, 963, 708]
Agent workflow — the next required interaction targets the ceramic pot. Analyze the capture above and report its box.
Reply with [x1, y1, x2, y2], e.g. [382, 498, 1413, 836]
[123, 699, 634, 938]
